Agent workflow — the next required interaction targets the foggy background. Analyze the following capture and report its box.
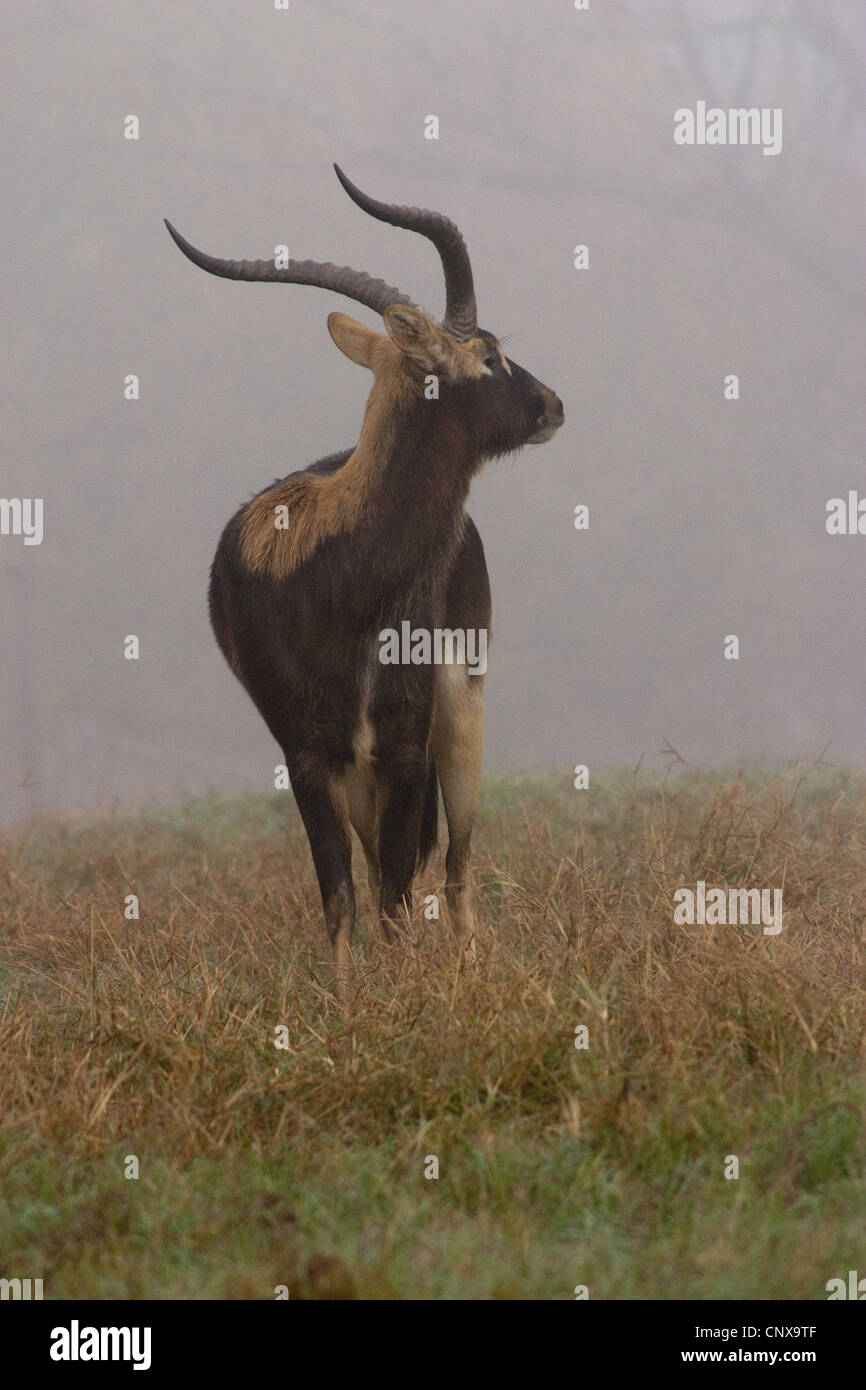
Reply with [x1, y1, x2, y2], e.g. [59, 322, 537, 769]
[2, 0, 864, 823]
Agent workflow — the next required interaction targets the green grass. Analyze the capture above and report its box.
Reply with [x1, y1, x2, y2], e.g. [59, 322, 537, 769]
[1, 763, 864, 1298]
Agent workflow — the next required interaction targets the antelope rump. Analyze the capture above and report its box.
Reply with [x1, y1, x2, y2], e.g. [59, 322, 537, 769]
[165, 165, 564, 993]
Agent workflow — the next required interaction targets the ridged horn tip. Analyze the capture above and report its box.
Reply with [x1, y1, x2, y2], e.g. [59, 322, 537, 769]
[332, 164, 477, 339]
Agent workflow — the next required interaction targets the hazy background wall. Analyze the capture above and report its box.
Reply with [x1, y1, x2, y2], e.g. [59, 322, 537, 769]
[2, 0, 864, 822]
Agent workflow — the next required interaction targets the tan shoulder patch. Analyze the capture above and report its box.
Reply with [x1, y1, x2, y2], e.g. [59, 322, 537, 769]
[239, 476, 322, 579]
[238, 470, 369, 580]
[237, 360, 407, 580]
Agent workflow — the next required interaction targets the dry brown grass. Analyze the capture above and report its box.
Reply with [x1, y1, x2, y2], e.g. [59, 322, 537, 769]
[0, 762, 864, 1298]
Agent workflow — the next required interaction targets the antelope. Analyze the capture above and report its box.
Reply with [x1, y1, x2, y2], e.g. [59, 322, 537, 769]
[165, 165, 563, 993]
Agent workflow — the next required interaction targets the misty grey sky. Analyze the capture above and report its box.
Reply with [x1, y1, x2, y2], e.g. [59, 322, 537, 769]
[2, 0, 865, 821]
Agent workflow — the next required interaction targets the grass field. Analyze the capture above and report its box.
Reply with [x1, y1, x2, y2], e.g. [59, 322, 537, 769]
[0, 763, 864, 1300]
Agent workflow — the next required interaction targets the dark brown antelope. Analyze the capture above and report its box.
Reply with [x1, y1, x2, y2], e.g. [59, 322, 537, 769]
[165, 165, 563, 992]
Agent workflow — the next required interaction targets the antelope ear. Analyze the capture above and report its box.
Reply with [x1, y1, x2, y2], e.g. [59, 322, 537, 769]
[327, 312, 382, 368]
[383, 304, 445, 370]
